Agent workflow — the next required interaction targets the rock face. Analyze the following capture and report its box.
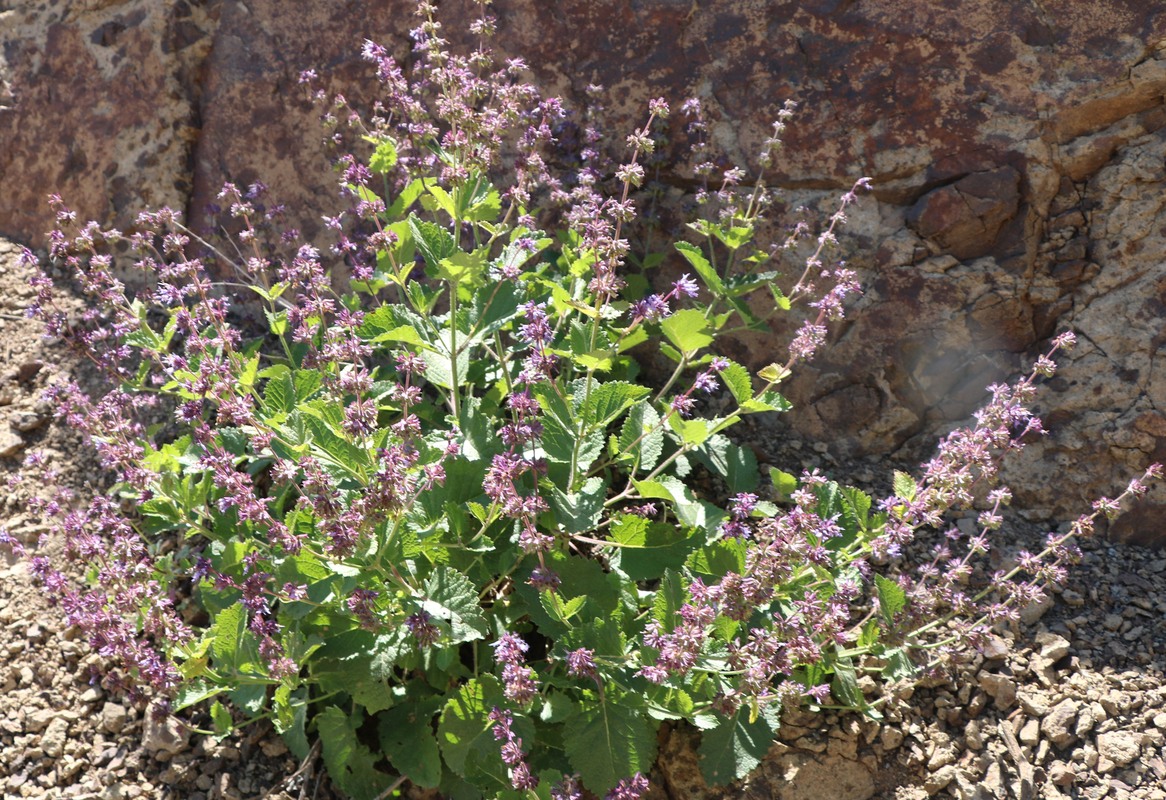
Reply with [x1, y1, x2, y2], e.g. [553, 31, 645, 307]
[2, 0, 1165, 541]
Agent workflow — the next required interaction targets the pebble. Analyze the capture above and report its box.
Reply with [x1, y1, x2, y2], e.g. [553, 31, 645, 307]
[1096, 731, 1141, 767]
[1042, 698, 1081, 748]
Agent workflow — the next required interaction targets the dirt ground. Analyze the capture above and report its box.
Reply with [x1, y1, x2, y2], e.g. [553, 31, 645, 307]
[1, 236, 1164, 800]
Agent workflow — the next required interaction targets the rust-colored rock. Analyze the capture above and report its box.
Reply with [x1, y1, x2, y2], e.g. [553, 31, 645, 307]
[1, 0, 1165, 542]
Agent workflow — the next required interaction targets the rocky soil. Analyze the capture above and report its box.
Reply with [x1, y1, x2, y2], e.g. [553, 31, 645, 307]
[0, 236, 1164, 800]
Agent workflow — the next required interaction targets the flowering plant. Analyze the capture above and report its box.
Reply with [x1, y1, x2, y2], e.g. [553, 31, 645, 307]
[6, 3, 1159, 799]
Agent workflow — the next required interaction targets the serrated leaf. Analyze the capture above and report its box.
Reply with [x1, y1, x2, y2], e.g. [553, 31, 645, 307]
[830, 657, 863, 710]
[408, 214, 456, 269]
[318, 706, 395, 800]
[368, 138, 398, 174]
[698, 707, 778, 785]
[563, 696, 657, 795]
[769, 467, 798, 498]
[379, 700, 443, 788]
[892, 470, 917, 502]
[618, 401, 663, 472]
[211, 604, 246, 669]
[674, 241, 723, 294]
[720, 360, 753, 404]
[582, 381, 651, 430]
[610, 516, 701, 581]
[550, 477, 606, 534]
[421, 567, 488, 644]
[693, 434, 759, 493]
[756, 363, 790, 384]
[438, 675, 530, 792]
[875, 574, 907, 625]
[659, 308, 713, 354]
[883, 647, 918, 682]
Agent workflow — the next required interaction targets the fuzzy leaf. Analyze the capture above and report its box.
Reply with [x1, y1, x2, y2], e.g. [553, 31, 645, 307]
[698, 707, 778, 785]
[421, 567, 488, 644]
[409, 214, 456, 269]
[719, 360, 753, 404]
[318, 707, 395, 800]
[582, 381, 651, 431]
[617, 401, 663, 472]
[892, 470, 917, 502]
[368, 138, 398, 174]
[550, 477, 607, 534]
[563, 695, 657, 795]
[379, 699, 443, 788]
[659, 308, 713, 354]
[875, 574, 907, 625]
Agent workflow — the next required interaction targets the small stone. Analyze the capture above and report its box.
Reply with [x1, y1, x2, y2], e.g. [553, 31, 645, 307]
[0, 429, 24, 457]
[24, 708, 55, 733]
[101, 703, 129, 734]
[1042, 698, 1081, 748]
[142, 713, 191, 757]
[978, 673, 1017, 710]
[41, 716, 69, 758]
[8, 411, 46, 433]
[880, 727, 904, 751]
[15, 361, 42, 384]
[1096, 731, 1141, 767]
[1153, 713, 1166, 730]
[1103, 614, 1124, 631]
[1019, 593, 1054, 625]
[1019, 719, 1041, 746]
[1019, 691, 1051, 717]
[1048, 760, 1076, 786]
[924, 765, 957, 795]
[980, 635, 1009, 660]
[1036, 632, 1071, 662]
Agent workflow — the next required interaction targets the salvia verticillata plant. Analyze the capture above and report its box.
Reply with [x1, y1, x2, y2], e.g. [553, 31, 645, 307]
[3, 2, 1160, 799]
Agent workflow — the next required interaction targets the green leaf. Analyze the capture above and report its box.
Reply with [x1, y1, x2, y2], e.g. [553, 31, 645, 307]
[875, 574, 906, 625]
[318, 706, 395, 800]
[409, 214, 456, 269]
[892, 470, 917, 502]
[210, 701, 233, 738]
[738, 388, 792, 414]
[437, 249, 487, 287]
[633, 476, 724, 532]
[563, 695, 657, 795]
[668, 414, 710, 447]
[549, 477, 606, 534]
[439, 676, 528, 791]
[674, 241, 723, 294]
[769, 467, 798, 499]
[756, 363, 790, 384]
[882, 648, 918, 682]
[368, 138, 398, 174]
[698, 707, 778, 785]
[659, 309, 713, 354]
[719, 360, 754, 405]
[830, 657, 864, 710]
[421, 567, 488, 644]
[211, 604, 246, 670]
[582, 382, 651, 430]
[379, 699, 443, 788]
[609, 516, 701, 581]
[617, 401, 663, 472]
[693, 434, 759, 493]
[424, 180, 459, 220]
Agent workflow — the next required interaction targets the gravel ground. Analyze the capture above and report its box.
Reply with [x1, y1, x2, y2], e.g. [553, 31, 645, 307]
[1, 236, 1163, 799]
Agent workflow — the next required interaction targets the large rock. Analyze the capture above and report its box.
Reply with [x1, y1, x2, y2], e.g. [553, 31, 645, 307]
[1, 0, 1165, 540]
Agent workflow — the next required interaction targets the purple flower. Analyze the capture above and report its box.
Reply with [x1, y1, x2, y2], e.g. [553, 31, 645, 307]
[672, 273, 699, 298]
[566, 647, 597, 679]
